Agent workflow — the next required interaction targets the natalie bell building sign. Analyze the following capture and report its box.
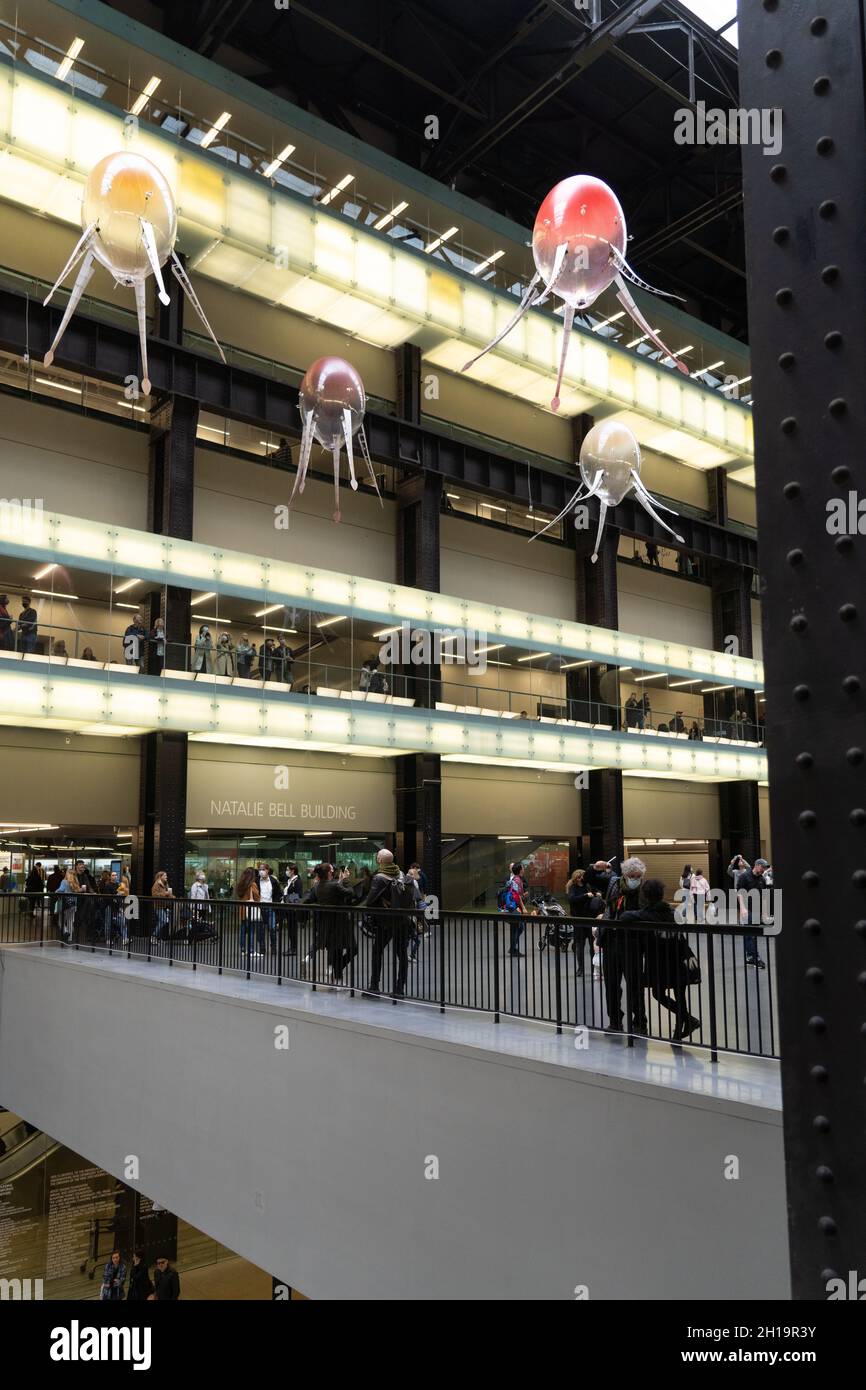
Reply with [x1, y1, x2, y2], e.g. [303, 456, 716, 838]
[209, 800, 357, 822]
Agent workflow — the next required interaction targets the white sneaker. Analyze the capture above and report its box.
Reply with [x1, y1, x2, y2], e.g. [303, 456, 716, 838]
[326, 967, 335, 984]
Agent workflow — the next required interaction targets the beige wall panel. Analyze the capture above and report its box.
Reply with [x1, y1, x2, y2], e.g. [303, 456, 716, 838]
[422, 367, 572, 462]
[0, 396, 148, 529]
[617, 564, 714, 647]
[759, 786, 772, 863]
[728, 480, 757, 528]
[638, 452, 711, 511]
[440, 516, 574, 617]
[187, 743, 395, 831]
[751, 598, 763, 663]
[193, 450, 396, 580]
[0, 729, 139, 824]
[623, 776, 720, 840]
[442, 762, 579, 836]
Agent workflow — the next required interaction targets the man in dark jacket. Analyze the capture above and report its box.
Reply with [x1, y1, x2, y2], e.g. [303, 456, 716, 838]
[152, 1256, 180, 1300]
[17, 596, 37, 654]
[361, 849, 417, 997]
[314, 864, 356, 984]
[256, 863, 283, 956]
[737, 858, 770, 968]
[46, 864, 64, 895]
[618, 879, 699, 1040]
[601, 856, 649, 1034]
[74, 860, 98, 940]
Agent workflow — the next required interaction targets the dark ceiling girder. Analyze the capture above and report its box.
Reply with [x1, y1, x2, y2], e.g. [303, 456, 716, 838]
[637, 184, 743, 260]
[196, 0, 253, 60]
[0, 287, 755, 568]
[432, 0, 669, 179]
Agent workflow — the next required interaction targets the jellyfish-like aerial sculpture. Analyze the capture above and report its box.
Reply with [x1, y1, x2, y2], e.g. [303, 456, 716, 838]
[463, 174, 689, 411]
[289, 357, 383, 522]
[531, 419, 684, 563]
[43, 151, 225, 394]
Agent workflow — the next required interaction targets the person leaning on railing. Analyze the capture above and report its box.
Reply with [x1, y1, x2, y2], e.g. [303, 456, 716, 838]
[55, 868, 81, 942]
[151, 871, 175, 940]
[617, 879, 699, 1042]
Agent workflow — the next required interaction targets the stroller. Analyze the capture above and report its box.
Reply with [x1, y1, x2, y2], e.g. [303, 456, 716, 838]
[533, 892, 574, 951]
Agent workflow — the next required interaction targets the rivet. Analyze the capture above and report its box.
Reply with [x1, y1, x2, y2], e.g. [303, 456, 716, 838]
[858, 972, 866, 988]
[853, 869, 866, 889]
[799, 809, 817, 827]
[793, 684, 810, 701]
[821, 264, 839, 283]
[803, 870, 819, 886]
[835, 535, 854, 552]
[806, 968, 824, 984]
[820, 1270, 838, 1288]
[813, 76, 831, 94]
[831, 465, 850, 483]
[839, 603, 857, 621]
[850, 809, 866, 826]
[778, 351, 795, 369]
[825, 330, 843, 349]
[772, 225, 790, 244]
[765, 49, 783, 68]
[847, 748, 864, 765]
[816, 1171, 834, 1186]
[763, 0, 779, 8]
[795, 751, 813, 768]
[818, 1215, 837, 1235]
[783, 481, 800, 498]
[781, 416, 797, 434]
[803, 917, 821, 933]
[854, 920, 866, 936]
[829, 398, 847, 416]
[776, 286, 793, 305]
[809, 1015, 826, 1031]
[790, 613, 808, 632]
[843, 675, 861, 694]
[770, 163, 786, 182]
[816, 135, 834, 155]
[819, 199, 837, 219]
[810, 1061, 828, 1077]
[811, 16, 828, 34]
[813, 1115, 831, 1132]
[788, 547, 804, 564]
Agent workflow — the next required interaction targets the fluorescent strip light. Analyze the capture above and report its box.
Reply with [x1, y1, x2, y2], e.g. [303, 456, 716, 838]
[262, 142, 296, 178]
[485, 660, 512, 667]
[255, 604, 284, 617]
[55, 37, 84, 82]
[475, 644, 505, 655]
[700, 684, 735, 693]
[480, 502, 506, 512]
[185, 830, 208, 835]
[593, 310, 626, 331]
[192, 615, 232, 625]
[319, 174, 354, 206]
[720, 376, 752, 393]
[35, 377, 81, 395]
[32, 589, 78, 599]
[33, 564, 57, 580]
[517, 652, 550, 662]
[374, 626, 401, 637]
[446, 493, 461, 500]
[626, 330, 659, 348]
[669, 678, 702, 688]
[198, 424, 229, 437]
[424, 226, 458, 254]
[634, 673, 668, 683]
[192, 592, 216, 603]
[471, 250, 505, 276]
[200, 111, 232, 149]
[373, 200, 409, 231]
[116, 400, 146, 413]
[116, 602, 141, 610]
[317, 616, 346, 628]
[114, 578, 141, 594]
[560, 660, 593, 669]
[691, 359, 725, 379]
[128, 75, 160, 116]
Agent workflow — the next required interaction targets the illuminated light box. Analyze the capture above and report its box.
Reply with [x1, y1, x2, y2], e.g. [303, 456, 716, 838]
[0, 506, 765, 690]
[0, 63, 753, 464]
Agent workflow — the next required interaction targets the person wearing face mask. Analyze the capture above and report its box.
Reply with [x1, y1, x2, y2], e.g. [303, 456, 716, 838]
[601, 856, 649, 1034]
[257, 863, 283, 958]
[736, 857, 770, 968]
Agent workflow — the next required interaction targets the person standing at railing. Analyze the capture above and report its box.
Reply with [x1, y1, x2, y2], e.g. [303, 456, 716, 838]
[670, 710, 685, 734]
[502, 861, 527, 958]
[55, 868, 80, 942]
[149, 617, 166, 676]
[236, 633, 254, 678]
[215, 631, 236, 676]
[315, 862, 356, 984]
[0, 867, 15, 894]
[257, 862, 283, 956]
[360, 849, 417, 998]
[192, 625, 213, 675]
[123, 613, 147, 668]
[151, 871, 174, 940]
[189, 869, 216, 940]
[601, 856, 649, 1035]
[689, 868, 711, 924]
[619, 879, 699, 1041]
[237, 866, 261, 959]
[99, 1250, 127, 1302]
[259, 637, 276, 681]
[16, 596, 37, 655]
[46, 863, 64, 895]
[25, 861, 44, 913]
[274, 637, 294, 687]
[688, 720, 702, 741]
[405, 863, 427, 963]
[0, 594, 13, 650]
[565, 869, 602, 977]
[737, 858, 770, 970]
[81, 646, 97, 661]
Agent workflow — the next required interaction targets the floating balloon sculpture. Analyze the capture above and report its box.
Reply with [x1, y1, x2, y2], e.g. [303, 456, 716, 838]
[43, 151, 225, 394]
[463, 174, 689, 411]
[531, 419, 684, 563]
[290, 357, 383, 522]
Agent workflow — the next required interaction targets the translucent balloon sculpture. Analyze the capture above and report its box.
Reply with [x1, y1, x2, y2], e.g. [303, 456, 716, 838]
[463, 174, 688, 411]
[289, 357, 383, 522]
[43, 151, 225, 394]
[531, 419, 684, 563]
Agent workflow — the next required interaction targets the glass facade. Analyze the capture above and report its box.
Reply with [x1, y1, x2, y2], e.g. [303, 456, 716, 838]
[442, 836, 571, 911]
[183, 832, 387, 898]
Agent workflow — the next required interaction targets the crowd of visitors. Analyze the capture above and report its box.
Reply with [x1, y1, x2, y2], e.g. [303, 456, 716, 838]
[100, 1249, 180, 1301]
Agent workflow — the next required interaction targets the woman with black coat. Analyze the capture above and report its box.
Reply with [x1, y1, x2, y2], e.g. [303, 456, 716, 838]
[565, 869, 604, 977]
[126, 1250, 154, 1301]
[619, 879, 699, 1040]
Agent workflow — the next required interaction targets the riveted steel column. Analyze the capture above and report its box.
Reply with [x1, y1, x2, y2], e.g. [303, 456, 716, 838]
[740, 0, 866, 1297]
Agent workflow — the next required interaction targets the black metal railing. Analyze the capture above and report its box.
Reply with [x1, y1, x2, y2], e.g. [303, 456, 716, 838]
[0, 894, 778, 1059]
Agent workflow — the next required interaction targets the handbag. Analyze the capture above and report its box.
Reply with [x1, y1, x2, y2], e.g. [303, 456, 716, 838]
[685, 952, 702, 985]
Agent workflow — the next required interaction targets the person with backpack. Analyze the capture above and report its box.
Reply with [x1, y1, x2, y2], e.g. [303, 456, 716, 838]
[361, 849, 418, 997]
[498, 862, 527, 957]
